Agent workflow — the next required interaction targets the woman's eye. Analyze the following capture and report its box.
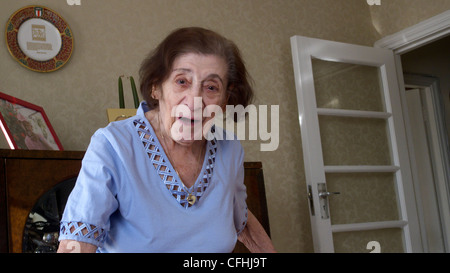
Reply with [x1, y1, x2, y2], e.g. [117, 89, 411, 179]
[176, 79, 187, 85]
[206, 85, 219, 92]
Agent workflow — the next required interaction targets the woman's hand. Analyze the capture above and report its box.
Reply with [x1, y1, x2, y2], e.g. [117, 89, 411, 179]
[237, 209, 276, 253]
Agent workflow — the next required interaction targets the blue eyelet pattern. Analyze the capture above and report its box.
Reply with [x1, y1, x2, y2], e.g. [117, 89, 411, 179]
[133, 119, 217, 208]
[59, 221, 107, 247]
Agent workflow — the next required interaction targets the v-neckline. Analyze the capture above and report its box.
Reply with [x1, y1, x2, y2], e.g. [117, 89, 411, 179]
[158, 135, 208, 191]
[133, 118, 217, 209]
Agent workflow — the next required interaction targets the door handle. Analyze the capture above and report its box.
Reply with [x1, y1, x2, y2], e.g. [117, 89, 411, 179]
[318, 191, 340, 198]
[317, 183, 340, 219]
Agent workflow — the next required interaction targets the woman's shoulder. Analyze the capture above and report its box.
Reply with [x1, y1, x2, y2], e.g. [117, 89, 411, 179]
[88, 116, 141, 153]
[99, 115, 141, 137]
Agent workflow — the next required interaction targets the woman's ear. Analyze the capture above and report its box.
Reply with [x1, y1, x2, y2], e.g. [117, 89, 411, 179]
[151, 85, 161, 100]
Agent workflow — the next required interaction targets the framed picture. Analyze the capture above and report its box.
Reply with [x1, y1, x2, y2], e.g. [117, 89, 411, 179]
[0, 92, 63, 150]
[5, 5, 74, 72]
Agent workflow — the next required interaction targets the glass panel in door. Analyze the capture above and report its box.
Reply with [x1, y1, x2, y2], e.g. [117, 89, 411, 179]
[318, 116, 392, 166]
[333, 228, 404, 253]
[312, 58, 385, 112]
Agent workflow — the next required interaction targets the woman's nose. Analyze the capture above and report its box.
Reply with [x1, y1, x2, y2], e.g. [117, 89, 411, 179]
[184, 85, 202, 111]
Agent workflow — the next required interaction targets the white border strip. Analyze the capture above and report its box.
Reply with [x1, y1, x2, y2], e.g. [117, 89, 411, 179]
[332, 220, 408, 233]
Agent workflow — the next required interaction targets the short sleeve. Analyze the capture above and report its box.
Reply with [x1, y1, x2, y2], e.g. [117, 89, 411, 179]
[59, 130, 120, 247]
[233, 142, 248, 235]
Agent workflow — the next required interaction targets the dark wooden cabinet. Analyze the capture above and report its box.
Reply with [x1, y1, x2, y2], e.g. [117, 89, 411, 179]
[0, 149, 269, 253]
[0, 149, 84, 253]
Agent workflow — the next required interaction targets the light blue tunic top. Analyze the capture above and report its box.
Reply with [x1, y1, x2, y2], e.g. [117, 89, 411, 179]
[59, 102, 248, 253]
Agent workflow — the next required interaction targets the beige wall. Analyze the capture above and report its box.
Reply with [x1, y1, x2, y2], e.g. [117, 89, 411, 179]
[1, 0, 449, 252]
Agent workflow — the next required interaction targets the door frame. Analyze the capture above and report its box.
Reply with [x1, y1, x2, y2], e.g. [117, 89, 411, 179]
[374, 10, 450, 55]
[374, 10, 450, 252]
[403, 74, 450, 252]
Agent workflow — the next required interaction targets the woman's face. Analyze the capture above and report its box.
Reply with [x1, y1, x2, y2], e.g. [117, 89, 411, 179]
[153, 53, 228, 146]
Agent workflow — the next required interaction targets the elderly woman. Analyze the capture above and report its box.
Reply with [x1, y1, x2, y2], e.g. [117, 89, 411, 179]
[57, 27, 275, 253]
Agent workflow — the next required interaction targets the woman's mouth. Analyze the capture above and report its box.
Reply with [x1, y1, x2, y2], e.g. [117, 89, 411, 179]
[178, 116, 202, 125]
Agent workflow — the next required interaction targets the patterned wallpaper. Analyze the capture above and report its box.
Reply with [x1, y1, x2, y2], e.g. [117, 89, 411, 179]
[1, 0, 449, 252]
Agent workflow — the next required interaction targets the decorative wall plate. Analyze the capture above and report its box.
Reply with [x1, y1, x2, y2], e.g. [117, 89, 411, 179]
[5, 6, 74, 72]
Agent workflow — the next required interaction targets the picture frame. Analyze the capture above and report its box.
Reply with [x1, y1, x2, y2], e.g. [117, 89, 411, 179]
[5, 5, 74, 73]
[0, 92, 63, 150]
[106, 108, 137, 123]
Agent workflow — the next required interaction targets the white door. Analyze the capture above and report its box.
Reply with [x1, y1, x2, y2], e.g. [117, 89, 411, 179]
[290, 36, 422, 252]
